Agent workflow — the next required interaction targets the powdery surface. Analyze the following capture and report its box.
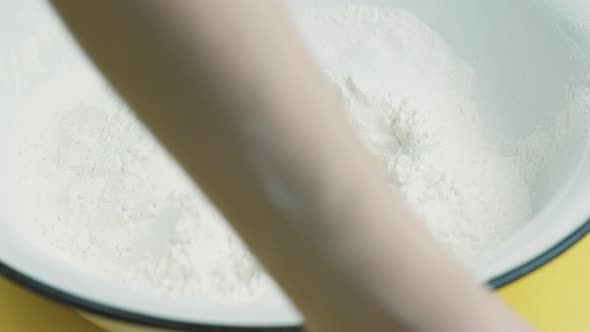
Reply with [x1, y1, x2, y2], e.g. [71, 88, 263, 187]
[11, 5, 584, 302]
[299, 6, 531, 260]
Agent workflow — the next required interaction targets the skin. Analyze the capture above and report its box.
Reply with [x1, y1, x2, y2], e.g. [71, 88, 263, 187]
[50, 1, 535, 332]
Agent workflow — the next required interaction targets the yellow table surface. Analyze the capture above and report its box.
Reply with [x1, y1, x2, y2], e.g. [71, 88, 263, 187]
[0, 277, 106, 332]
[498, 230, 590, 332]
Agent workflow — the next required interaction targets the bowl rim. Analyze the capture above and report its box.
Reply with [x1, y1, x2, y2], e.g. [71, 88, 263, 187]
[1, 217, 589, 331]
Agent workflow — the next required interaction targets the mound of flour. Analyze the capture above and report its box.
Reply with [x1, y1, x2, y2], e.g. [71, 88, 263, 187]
[298, 6, 532, 260]
[13, 5, 543, 300]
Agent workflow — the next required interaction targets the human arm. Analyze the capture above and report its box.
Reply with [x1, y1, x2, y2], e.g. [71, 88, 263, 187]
[50, 1, 534, 331]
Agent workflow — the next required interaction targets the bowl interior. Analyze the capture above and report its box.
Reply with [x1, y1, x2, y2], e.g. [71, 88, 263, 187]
[1, 0, 590, 327]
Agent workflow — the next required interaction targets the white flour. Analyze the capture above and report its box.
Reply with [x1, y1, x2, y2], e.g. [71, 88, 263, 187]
[14, 80, 271, 300]
[9, 5, 580, 301]
[298, 6, 533, 260]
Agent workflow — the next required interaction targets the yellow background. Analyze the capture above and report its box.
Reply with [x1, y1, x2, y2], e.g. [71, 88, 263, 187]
[0, 277, 104, 332]
[498, 232, 590, 332]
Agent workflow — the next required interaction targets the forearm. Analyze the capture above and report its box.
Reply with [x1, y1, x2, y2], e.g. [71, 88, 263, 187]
[50, 1, 532, 332]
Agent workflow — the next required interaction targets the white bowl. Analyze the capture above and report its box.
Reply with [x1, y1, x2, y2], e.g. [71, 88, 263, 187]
[1, 0, 590, 331]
